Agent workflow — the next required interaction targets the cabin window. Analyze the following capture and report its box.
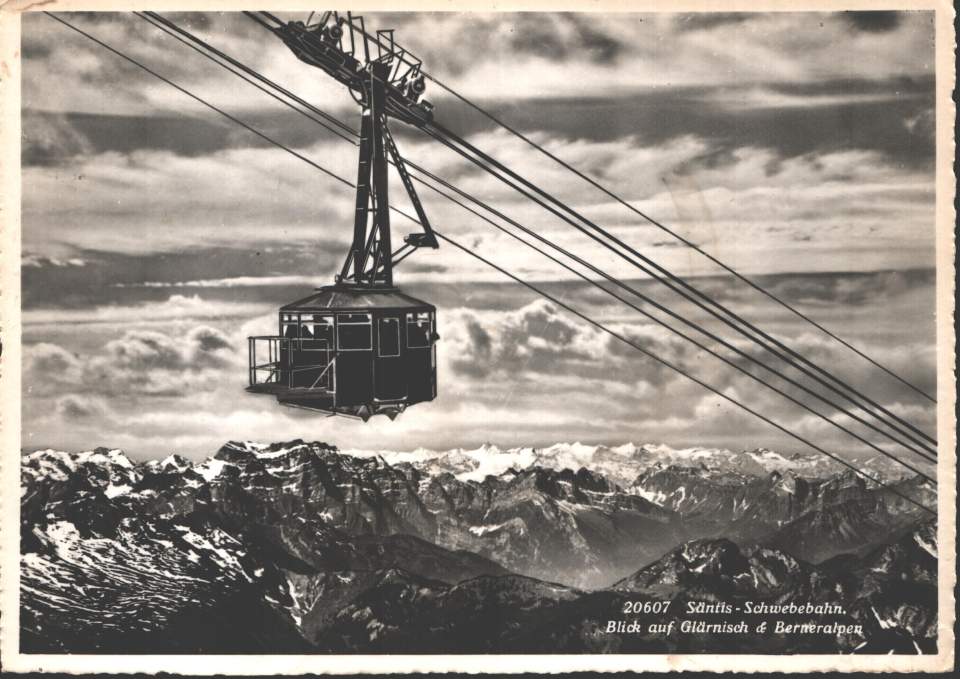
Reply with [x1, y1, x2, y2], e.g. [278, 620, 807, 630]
[301, 315, 334, 351]
[337, 313, 372, 351]
[282, 313, 299, 339]
[378, 317, 400, 357]
[406, 312, 432, 348]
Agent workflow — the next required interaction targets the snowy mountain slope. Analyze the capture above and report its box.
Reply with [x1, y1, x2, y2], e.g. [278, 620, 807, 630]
[19, 440, 937, 653]
[161, 440, 681, 588]
[342, 441, 911, 487]
[20, 450, 307, 652]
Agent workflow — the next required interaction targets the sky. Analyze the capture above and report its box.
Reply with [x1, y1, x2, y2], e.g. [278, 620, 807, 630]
[20, 10, 938, 466]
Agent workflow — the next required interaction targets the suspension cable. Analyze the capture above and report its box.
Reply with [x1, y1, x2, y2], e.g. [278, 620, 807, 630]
[421, 120, 938, 453]
[237, 9, 938, 449]
[43, 11, 937, 512]
[407, 165, 936, 470]
[340, 12, 935, 406]
[140, 11, 357, 140]
[383, 91, 939, 457]
[132, 11, 937, 467]
[435, 232, 934, 516]
[415, 175, 935, 478]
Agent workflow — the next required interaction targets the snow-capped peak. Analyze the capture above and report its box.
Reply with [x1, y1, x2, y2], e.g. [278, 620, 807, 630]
[26, 447, 136, 474]
[194, 458, 231, 482]
[145, 454, 192, 474]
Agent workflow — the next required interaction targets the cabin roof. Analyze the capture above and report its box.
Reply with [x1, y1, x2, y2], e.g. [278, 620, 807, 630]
[281, 285, 434, 312]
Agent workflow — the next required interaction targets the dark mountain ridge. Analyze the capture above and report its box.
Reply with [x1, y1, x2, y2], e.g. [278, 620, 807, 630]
[20, 440, 936, 653]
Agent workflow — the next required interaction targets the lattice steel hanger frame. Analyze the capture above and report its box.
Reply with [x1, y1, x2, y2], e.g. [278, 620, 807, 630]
[253, 10, 438, 287]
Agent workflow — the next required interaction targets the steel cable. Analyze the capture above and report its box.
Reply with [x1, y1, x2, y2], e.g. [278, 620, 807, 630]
[336, 11, 935, 406]
[132, 11, 937, 468]
[43, 11, 937, 514]
[421, 120, 939, 453]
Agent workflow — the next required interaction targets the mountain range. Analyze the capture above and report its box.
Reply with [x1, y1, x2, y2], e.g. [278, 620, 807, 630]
[20, 439, 937, 653]
[343, 440, 915, 487]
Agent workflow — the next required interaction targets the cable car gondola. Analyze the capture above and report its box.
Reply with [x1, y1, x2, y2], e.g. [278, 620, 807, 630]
[248, 287, 437, 420]
[247, 13, 439, 420]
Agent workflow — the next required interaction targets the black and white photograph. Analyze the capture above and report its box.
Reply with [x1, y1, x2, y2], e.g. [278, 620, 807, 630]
[1, 2, 955, 673]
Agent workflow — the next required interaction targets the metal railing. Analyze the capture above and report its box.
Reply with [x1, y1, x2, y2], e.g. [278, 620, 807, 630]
[248, 336, 335, 391]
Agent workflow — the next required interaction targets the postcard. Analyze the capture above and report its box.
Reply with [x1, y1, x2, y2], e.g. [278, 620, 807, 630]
[1, 0, 954, 673]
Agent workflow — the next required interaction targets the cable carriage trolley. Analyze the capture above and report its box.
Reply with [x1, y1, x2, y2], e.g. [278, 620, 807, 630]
[247, 11, 440, 421]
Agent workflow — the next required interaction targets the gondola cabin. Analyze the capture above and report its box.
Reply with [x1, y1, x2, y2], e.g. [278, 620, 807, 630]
[247, 13, 443, 420]
[248, 286, 437, 420]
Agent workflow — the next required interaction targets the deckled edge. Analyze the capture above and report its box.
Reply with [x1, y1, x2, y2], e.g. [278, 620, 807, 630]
[0, 0, 955, 674]
[0, 2, 23, 674]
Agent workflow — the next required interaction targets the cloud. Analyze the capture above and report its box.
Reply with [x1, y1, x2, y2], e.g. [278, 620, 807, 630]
[500, 14, 624, 64]
[414, 12, 932, 101]
[445, 299, 605, 379]
[21, 111, 245, 168]
[56, 395, 110, 421]
[18, 11, 940, 461]
[25, 294, 271, 327]
[24, 344, 85, 384]
[20, 268, 937, 460]
[904, 107, 935, 142]
[24, 11, 934, 116]
[673, 13, 752, 33]
[21, 12, 936, 287]
[189, 326, 232, 353]
[21, 122, 936, 311]
[413, 129, 935, 278]
[25, 323, 241, 399]
[703, 86, 922, 111]
[444, 298, 705, 396]
[21, 113, 94, 166]
[22, 254, 87, 268]
[102, 330, 186, 370]
[23, 73, 935, 170]
[22, 12, 350, 116]
[22, 141, 359, 255]
[118, 275, 320, 289]
[21, 244, 339, 310]
[842, 11, 902, 33]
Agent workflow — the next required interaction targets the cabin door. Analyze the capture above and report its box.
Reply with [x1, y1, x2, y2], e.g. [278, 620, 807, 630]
[292, 314, 334, 389]
[374, 316, 406, 401]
